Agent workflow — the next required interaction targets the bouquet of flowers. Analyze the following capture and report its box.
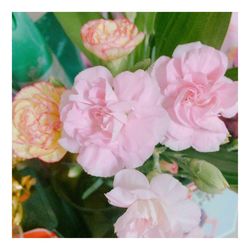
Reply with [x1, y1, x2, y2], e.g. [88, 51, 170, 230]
[12, 12, 238, 238]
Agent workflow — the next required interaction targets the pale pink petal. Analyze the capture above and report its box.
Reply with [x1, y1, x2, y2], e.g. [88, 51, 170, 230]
[173, 42, 203, 58]
[196, 116, 228, 133]
[149, 56, 170, 91]
[165, 59, 184, 84]
[181, 46, 228, 82]
[113, 169, 150, 190]
[163, 112, 194, 140]
[214, 80, 238, 118]
[162, 135, 192, 151]
[105, 187, 155, 208]
[75, 66, 113, 85]
[113, 70, 163, 107]
[77, 145, 121, 177]
[192, 128, 228, 152]
[119, 110, 167, 168]
[150, 174, 188, 205]
[185, 227, 204, 238]
[59, 136, 80, 153]
[167, 199, 201, 233]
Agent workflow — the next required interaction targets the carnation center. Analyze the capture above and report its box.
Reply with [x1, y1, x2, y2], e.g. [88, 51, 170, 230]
[88, 103, 126, 143]
[181, 84, 211, 107]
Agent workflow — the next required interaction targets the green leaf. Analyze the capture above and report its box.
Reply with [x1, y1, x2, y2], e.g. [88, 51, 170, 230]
[128, 13, 156, 67]
[54, 12, 102, 66]
[225, 67, 238, 81]
[137, 157, 154, 174]
[51, 166, 123, 237]
[155, 12, 231, 58]
[226, 138, 238, 152]
[135, 12, 156, 36]
[22, 174, 58, 231]
[82, 178, 104, 200]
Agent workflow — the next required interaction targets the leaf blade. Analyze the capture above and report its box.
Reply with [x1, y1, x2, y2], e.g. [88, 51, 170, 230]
[155, 12, 231, 58]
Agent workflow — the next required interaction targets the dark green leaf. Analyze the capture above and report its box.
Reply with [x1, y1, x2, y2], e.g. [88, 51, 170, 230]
[51, 167, 123, 237]
[128, 13, 156, 67]
[225, 67, 238, 81]
[54, 12, 102, 66]
[155, 12, 231, 58]
[16, 161, 91, 237]
[137, 158, 154, 174]
[135, 12, 156, 35]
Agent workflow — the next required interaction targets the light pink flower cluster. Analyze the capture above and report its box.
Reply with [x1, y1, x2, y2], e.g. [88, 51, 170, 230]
[151, 42, 238, 152]
[105, 169, 202, 237]
[81, 18, 145, 61]
[59, 67, 168, 177]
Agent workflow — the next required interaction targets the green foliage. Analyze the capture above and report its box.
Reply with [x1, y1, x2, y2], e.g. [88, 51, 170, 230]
[163, 143, 238, 187]
[154, 12, 231, 58]
[226, 67, 238, 81]
[128, 13, 156, 68]
[54, 12, 102, 66]
[15, 161, 90, 237]
[137, 157, 154, 174]
[14, 160, 124, 237]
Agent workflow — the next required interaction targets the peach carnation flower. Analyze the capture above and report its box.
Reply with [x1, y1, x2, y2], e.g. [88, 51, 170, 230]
[13, 82, 67, 162]
[81, 18, 145, 61]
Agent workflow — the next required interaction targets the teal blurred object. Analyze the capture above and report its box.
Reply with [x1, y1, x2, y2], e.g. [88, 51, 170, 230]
[12, 13, 53, 90]
[35, 13, 84, 84]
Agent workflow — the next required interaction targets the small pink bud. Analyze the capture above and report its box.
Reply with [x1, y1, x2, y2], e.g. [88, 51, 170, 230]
[160, 160, 178, 174]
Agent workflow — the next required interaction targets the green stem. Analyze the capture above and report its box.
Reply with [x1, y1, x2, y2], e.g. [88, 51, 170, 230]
[153, 149, 161, 172]
[105, 57, 128, 76]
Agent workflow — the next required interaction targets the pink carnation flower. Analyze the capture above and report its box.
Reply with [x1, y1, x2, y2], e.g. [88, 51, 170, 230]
[105, 169, 201, 237]
[150, 42, 238, 152]
[59, 66, 168, 177]
[81, 18, 145, 61]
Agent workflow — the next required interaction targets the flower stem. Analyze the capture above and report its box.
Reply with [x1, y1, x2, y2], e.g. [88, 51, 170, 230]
[153, 149, 161, 172]
[105, 57, 128, 76]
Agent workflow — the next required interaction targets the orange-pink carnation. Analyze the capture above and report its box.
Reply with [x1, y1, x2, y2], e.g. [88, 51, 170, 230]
[81, 18, 145, 61]
[12, 82, 67, 163]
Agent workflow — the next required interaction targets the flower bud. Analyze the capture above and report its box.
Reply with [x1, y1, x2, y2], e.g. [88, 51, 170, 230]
[189, 159, 229, 194]
[160, 160, 178, 174]
[81, 18, 144, 61]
